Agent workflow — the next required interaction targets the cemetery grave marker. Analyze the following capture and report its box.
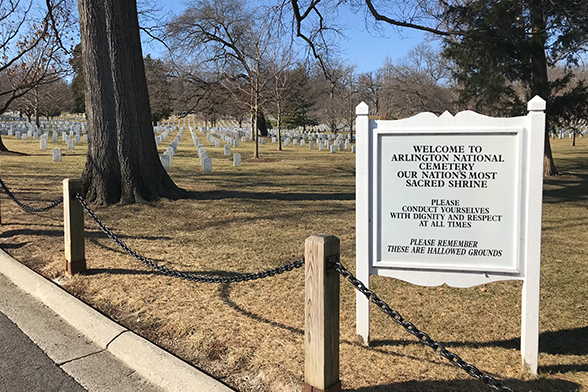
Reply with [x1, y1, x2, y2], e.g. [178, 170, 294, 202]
[52, 148, 62, 162]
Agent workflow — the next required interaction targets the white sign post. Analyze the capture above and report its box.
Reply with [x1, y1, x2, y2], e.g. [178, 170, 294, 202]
[355, 97, 545, 375]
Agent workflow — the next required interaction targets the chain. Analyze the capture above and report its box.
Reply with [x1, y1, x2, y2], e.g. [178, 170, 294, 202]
[3, 185, 507, 390]
[329, 260, 514, 392]
[0, 176, 63, 213]
[75, 193, 304, 282]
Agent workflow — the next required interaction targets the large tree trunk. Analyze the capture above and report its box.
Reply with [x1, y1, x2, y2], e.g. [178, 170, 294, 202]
[78, 0, 186, 205]
[530, 1, 559, 176]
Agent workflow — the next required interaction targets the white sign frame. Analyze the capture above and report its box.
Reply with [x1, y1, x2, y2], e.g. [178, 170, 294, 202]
[355, 97, 545, 374]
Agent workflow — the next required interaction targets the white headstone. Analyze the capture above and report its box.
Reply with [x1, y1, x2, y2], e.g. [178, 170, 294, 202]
[160, 154, 171, 171]
[68, 140, 75, 150]
[233, 153, 241, 167]
[224, 144, 231, 156]
[203, 157, 212, 172]
[52, 148, 62, 162]
[40, 139, 47, 150]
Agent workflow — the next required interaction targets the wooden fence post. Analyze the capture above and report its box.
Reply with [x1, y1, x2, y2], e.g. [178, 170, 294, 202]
[63, 179, 86, 274]
[303, 234, 341, 392]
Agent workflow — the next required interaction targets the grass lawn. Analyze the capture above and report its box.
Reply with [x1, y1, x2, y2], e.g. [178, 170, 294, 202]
[0, 121, 586, 392]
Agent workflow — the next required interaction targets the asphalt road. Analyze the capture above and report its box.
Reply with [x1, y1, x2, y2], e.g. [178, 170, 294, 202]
[0, 310, 86, 392]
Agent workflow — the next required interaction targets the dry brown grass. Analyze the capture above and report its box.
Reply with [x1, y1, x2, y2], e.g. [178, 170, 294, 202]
[0, 124, 587, 392]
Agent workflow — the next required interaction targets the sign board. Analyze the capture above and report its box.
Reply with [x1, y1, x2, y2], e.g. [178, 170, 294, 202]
[378, 132, 521, 274]
[355, 97, 545, 374]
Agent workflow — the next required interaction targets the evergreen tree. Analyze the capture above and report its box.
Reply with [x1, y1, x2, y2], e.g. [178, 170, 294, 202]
[442, 0, 588, 175]
[282, 64, 315, 129]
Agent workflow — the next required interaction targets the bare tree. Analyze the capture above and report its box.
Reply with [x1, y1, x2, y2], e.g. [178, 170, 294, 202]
[310, 61, 356, 134]
[267, 66, 292, 151]
[357, 70, 382, 116]
[0, 0, 74, 151]
[379, 44, 454, 118]
[144, 54, 173, 123]
[14, 77, 72, 124]
[166, 0, 293, 158]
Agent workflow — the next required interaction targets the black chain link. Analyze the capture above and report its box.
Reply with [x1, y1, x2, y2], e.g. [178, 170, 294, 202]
[75, 193, 304, 282]
[0, 176, 63, 213]
[329, 260, 515, 392]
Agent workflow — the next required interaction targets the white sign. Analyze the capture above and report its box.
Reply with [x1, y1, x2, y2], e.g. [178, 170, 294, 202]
[378, 133, 521, 273]
[355, 98, 545, 375]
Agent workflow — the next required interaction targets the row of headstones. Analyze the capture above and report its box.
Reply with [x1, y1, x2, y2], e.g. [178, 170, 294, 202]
[40, 134, 76, 151]
[1, 120, 86, 135]
[154, 125, 177, 145]
[290, 124, 330, 133]
[6, 127, 87, 151]
[553, 128, 587, 139]
[2, 123, 87, 149]
[268, 130, 355, 153]
[269, 128, 354, 143]
[192, 126, 241, 157]
[207, 129, 240, 148]
[160, 128, 184, 171]
[158, 117, 177, 128]
[191, 128, 242, 171]
[206, 126, 248, 147]
[59, 131, 86, 149]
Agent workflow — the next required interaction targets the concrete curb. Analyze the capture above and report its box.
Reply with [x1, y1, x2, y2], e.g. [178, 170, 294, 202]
[0, 248, 235, 392]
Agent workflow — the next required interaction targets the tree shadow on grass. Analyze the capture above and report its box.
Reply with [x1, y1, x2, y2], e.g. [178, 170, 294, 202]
[0, 228, 62, 238]
[0, 228, 172, 243]
[185, 189, 355, 202]
[346, 378, 580, 392]
[85, 229, 171, 242]
[372, 326, 588, 357]
[0, 242, 28, 250]
[543, 173, 588, 203]
[85, 267, 160, 276]
[371, 326, 588, 375]
[0, 222, 62, 228]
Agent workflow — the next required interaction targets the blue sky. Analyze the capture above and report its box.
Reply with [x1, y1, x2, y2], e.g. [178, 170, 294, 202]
[141, 0, 437, 74]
